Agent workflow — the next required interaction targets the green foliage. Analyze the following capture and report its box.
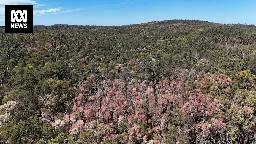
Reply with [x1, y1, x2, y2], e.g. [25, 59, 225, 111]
[1, 20, 256, 143]
[47, 133, 76, 144]
[0, 116, 55, 144]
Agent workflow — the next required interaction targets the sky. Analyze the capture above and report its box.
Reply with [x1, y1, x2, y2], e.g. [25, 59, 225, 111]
[0, 0, 256, 26]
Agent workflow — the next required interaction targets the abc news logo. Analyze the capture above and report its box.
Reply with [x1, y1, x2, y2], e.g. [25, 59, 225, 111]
[11, 10, 28, 28]
[5, 5, 33, 33]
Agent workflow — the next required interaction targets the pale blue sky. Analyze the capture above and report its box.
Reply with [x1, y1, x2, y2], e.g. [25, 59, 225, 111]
[0, 0, 256, 26]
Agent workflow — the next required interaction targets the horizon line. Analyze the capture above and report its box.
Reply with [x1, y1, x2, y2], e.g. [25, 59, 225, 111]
[0, 19, 256, 27]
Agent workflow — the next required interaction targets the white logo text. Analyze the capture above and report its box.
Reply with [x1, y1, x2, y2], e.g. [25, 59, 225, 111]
[11, 10, 28, 28]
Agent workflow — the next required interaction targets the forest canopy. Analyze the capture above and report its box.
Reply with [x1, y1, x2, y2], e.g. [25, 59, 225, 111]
[0, 20, 256, 143]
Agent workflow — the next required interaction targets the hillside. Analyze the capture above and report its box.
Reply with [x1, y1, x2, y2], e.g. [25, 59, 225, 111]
[0, 20, 256, 143]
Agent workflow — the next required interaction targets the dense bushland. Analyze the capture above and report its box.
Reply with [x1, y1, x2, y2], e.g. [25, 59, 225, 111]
[0, 20, 256, 143]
